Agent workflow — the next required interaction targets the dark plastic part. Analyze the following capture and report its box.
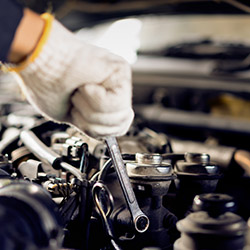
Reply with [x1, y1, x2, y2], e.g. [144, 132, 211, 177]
[192, 193, 236, 217]
[0, 181, 63, 249]
[175, 193, 247, 250]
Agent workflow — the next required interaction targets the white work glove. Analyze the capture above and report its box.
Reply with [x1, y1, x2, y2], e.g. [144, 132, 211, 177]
[13, 14, 134, 139]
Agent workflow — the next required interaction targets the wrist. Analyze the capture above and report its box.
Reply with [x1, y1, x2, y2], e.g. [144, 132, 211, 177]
[7, 8, 45, 63]
[3, 11, 54, 73]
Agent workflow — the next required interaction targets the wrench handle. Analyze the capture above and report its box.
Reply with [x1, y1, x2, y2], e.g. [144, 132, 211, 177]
[105, 136, 149, 233]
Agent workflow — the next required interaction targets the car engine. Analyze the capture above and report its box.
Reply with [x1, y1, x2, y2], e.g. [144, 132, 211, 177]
[2, 1, 250, 249]
[1, 68, 250, 250]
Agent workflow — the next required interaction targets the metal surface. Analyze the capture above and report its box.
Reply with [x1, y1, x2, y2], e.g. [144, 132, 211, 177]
[127, 153, 173, 180]
[136, 153, 163, 165]
[105, 136, 149, 233]
[184, 153, 210, 164]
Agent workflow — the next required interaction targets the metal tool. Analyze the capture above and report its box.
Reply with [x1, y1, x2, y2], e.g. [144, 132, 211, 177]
[105, 136, 150, 233]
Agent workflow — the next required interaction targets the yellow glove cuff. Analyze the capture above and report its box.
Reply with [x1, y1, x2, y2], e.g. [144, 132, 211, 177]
[1, 13, 54, 73]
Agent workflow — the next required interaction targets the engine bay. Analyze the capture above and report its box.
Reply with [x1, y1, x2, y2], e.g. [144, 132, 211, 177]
[0, 68, 250, 250]
[2, 1, 250, 249]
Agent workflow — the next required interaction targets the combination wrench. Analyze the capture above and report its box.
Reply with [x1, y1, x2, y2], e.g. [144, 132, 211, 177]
[105, 136, 150, 233]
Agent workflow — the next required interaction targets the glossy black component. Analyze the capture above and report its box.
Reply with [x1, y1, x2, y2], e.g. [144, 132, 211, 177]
[192, 193, 236, 218]
[174, 193, 247, 250]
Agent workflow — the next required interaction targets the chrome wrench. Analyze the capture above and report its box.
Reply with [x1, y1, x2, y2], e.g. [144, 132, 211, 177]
[105, 136, 149, 233]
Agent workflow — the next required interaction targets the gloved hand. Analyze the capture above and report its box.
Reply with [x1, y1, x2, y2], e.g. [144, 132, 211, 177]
[12, 14, 134, 139]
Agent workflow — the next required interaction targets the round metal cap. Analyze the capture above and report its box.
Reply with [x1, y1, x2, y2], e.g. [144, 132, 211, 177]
[136, 153, 162, 165]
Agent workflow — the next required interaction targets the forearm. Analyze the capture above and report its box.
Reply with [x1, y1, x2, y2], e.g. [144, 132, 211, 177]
[0, 0, 23, 62]
[7, 8, 45, 63]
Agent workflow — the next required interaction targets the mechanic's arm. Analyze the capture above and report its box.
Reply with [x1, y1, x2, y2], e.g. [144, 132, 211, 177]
[7, 9, 45, 63]
[1, 1, 134, 139]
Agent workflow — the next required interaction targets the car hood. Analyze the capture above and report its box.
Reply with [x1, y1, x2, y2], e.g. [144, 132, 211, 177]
[23, 0, 250, 30]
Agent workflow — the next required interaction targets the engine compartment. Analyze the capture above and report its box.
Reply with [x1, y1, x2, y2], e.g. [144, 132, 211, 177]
[2, 2, 250, 248]
[0, 71, 250, 249]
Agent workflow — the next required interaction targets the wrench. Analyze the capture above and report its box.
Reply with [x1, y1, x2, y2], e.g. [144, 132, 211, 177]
[105, 136, 149, 233]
